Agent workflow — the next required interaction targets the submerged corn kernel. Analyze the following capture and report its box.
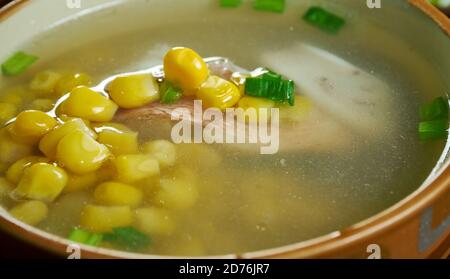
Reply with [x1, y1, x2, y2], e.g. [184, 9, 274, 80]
[0, 102, 17, 124]
[95, 123, 139, 156]
[8, 110, 57, 145]
[195, 75, 241, 110]
[12, 163, 68, 202]
[63, 172, 98, 193]
[60, 86, 118, 122]
[164, 47, 209, 95]
[0, 86, 26, 106]
[238, 96, 275, 122]
[278, 95, 311, 123]
[29, 70, 62, 96]
[29, 99, 54, 111]
[141, 140, 176, 168]
[39, 118, 97, 159]
[94, 181, 143, 207]
[114, 154, 160, 183]
[6, 156, 49, 184]
[0, 177, 13, 198]
[108, 74, 160, 109]
[80, 205, 133, 232]
[153, 169, 198, 210]
[135, 207, 175, 236]
[9, 200, 48, 226]
[56, 130, 110, 174]
[0, 129, 33, 165]
[55, 72, 91, 96]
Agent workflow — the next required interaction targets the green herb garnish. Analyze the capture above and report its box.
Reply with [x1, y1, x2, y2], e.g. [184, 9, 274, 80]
[420, 96, 449, 122]
[68, 228, 103, 246]
[418, 96, 449, 141]
[253, 0, 285, 13]
[303, 6, 345, 34]
[245, 70, 295, 106]
[103, 227, 150, 251]
[2, 51, 38, 76]
[160, 81, 182, 104]
[220, 0, 242, 8]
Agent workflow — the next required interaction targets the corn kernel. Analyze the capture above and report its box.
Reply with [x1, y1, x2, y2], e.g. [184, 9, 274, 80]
[12, 163, 68, 202]
[164, 47, 209, 95]
[95, 123, 139, 156]
[6, 156, 49, 184]
[94, 181, 143, 207]
[60, 86, 118, 122]
[0, 129, 33, 165]
[114, 154, 160, 183]
[135, 207, 175, 236]
[80, 205, 133, 232]
[141, 140, 176, 168]
[8, 110, 57, 145]
[278, 95, 311, 123]
[9, 200, 48, 226]
[29, 99, 54, 111]
[195, 75, 241, 110]
[153, 170, 198, 210]
[63, 172, 98, 193]
[29, 70, 62, 96]
[0, 102, 17, 124]
[108, 74, 160, 109]
[238, 96, 275, 123]
[0, 86, 26, 106]
[39, 118, 97, 159]
[55, 72, 91, 96]
[56, 130, 110, 174]
[0, 177, 13, 198]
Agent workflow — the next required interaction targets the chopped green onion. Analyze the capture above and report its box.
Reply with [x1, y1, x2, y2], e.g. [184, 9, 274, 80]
[2, 51, 38, 76]
[420, 96, 449, 121]
[103, 227, 150, 251]
[419, 119, 448, 141]
[253, 0, 285, 13]
[303, 6, 345, 34]
[160, 81, 182, 104]
[220, 0, 242, 8]
[245, 71, 295, 106]
[68, 228, 103, 246]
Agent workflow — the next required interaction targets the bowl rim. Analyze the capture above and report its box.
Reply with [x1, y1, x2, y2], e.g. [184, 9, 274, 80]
[0, 0, 449, 259]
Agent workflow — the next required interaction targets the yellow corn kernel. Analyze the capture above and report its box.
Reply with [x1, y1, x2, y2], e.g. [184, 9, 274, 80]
[63, 172, 98, 193]
[0, 86, 26, 106]
[39, 118, 97, 159]
[163, 47, 209, 94]
[0, 129, 33, 165]
[9, 201, 48, 226]
[29, 70, 62, 96]
[238, 96, 275, 123]
[12, 163, 68, 202]
[177, 143, 222, 169]
[278, 95, 311, 123]
[80, 205, 133, 232]
[153, 171, 198, 210]
[95, 124, 139, 156]
[29, 99, 55, 112]
[114, 154, 160, 183]
[141, 140, 176, 168]
[56, 130, 110, 174]
[94, 181, 143, 207]
[108, 74, 160, 109]
[135, 207, 175, 236]
[60, 86, 118, 122]
[55, 72, 92, 96]
[0, 102, 17, 124]
[8, 110, 58, 145]
[195, 75, 241, 110]
[6, 156, 49, 184]
[0, 177, 13, 198]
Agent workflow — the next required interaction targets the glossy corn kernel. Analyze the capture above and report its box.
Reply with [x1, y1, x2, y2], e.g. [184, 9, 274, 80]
[135, 207, 175, 236]
[114, 154, 160, 183]
[163, 47, 209, 94]
[56, 130, 110, 175]
[29, 99, 54, 111]
[95, 123, 139, 156]
[80, 205, 133, 232]
[60, 86, 118, 122]
[108, 74, 160, 109]
[195, 75, 241, 110]
[0, 129, 33, 165]
[63, 172, 98, 193]
[55, 72, 92, 96]
[6, 156, 49, 184]
[94, 181, 143, 207]
[141, 140, 176, 168]
[8, 110, 58, 145]
[39, 118, 97, 159]
[0, 102, 17, 125]
[29, 70, 62, 96]
[153, 170, 198, 210]
[9, 201, 48, 226]
[12, 163, 68, 202]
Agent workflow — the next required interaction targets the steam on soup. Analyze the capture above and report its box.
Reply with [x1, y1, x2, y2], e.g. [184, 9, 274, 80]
[0, 1, 447, 256]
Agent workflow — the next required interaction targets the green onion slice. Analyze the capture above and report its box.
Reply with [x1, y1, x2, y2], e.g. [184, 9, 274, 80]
[303, 6, 345, 34]
[68, 228, 103, 246]
[103, 227, 150, 251]
[220, 0, 242, 8]
[254, 0, 285, 13]
[420, 96, 449, 121]
[245, 70, 295, 106]
[419, 119, 449, 141]
[2, 51, 38, 76]
[160, 81, 182, 104]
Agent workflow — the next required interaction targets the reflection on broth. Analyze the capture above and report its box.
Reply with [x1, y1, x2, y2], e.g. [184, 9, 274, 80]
[0, 1, 447, 256]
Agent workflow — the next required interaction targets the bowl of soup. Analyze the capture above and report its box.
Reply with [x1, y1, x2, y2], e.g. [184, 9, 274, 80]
[0, 0, 449, 259]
